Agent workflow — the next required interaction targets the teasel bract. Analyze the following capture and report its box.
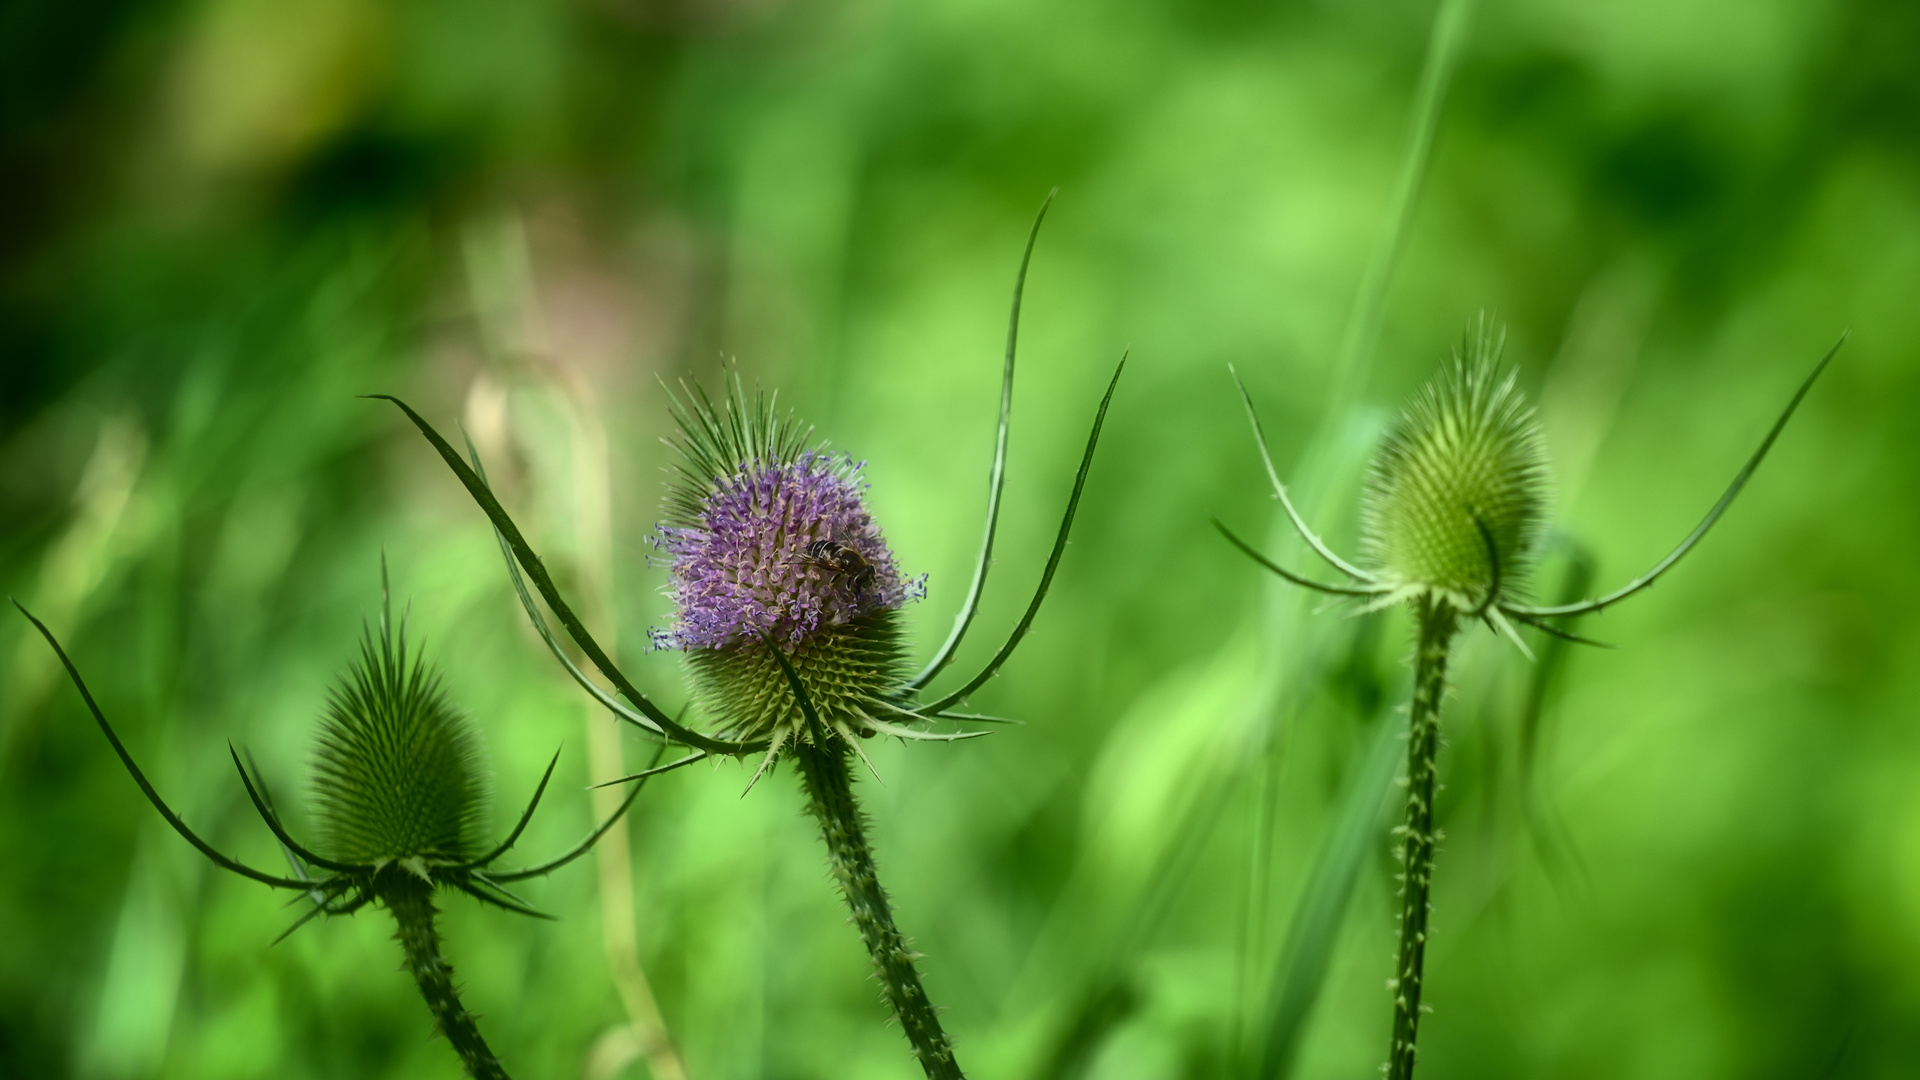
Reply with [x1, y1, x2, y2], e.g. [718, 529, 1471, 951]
[378, 193, 1126, 1078]
[16, 564, 658, 1080]
[1218, 316, 1842, 1079]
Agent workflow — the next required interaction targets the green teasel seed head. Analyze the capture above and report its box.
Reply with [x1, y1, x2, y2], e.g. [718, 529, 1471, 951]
[1362, 317, 1551, 612]
[311, 600, 491, 867]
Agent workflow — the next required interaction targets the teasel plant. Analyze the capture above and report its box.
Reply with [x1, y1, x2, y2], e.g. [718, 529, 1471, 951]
[373, 194, 1127, 1079]
[14, 563, 665, 1080]
[1216, 315, 1842, 1079]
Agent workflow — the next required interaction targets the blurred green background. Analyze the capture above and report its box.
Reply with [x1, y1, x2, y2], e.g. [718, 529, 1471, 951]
[3, 0, 1916, 1077]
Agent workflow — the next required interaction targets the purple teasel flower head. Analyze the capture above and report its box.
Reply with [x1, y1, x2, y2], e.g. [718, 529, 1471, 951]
[651, 373, 930, 762]
[652, 452, 924, 651]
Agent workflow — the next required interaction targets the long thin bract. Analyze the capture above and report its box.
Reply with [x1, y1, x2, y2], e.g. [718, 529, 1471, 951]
[488, 504, 663, 735]
[453, 750, 560, 870]
[1212, 520, 1388, 598]
[920, 354, 1127, 714]
[241, 750, 332, 906]
[1230, 367, 1376, 583]
[15, 602, 309, 890]
[462, 438, 671, 737]
[455, 878, 553, 920]
[1508, 333, 1842, 618]
[589, 750, 710, 790]
[910, 190, 1055, 690]
[493, 744, 666, 882]
[227, 745, 367, 873]
[373, 395, 756, 755]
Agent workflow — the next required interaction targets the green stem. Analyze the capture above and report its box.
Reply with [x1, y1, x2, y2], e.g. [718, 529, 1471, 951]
[792, 739, 964, 1080]
[1388, 601, 1457, 1080]
[386, 878, 512, 1080]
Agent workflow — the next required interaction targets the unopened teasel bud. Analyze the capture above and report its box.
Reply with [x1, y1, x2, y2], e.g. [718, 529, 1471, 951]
[311, 626, 490, 869]
[1361, 318, 1551, 611]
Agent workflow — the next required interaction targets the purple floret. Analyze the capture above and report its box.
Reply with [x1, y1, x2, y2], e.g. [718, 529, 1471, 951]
[654, 453, 924, 650]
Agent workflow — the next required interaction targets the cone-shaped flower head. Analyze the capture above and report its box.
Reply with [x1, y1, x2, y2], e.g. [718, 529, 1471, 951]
[311, 608, 490, 867]
[653, 376, 925, 748]
[1362, 318, 1551, 612]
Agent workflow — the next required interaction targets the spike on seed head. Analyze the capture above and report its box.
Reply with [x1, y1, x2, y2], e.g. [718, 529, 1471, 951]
[310, 604, 490, 866]
[653, 372, 926, 746]
[1362, 316, 1551, 611]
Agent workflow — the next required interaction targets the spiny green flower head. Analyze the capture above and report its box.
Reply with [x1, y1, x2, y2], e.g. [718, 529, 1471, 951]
[1362, 317, 1552, 612]
[311, 604, 490, 868]
[651, 375, 926, 748]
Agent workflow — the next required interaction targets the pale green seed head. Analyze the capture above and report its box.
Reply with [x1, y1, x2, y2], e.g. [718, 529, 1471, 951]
[1362, 318, 1552, 611]
[311, 612, 490, 866]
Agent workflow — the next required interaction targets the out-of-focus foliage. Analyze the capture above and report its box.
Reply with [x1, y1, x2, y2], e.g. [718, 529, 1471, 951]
[2, 0, 1915, 1077]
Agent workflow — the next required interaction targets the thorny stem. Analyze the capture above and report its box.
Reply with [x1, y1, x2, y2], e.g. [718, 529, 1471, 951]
[1389, 600, 1457, 1080]
[386, 877, 511, 1080]
[791, 738, 964, 1080]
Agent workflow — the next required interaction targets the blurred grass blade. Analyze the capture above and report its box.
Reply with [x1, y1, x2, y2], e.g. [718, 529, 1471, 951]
[1514, 540, 1597, 890]
[1255, 706, 1401, 1079]
[1320, 0, 1479, 421]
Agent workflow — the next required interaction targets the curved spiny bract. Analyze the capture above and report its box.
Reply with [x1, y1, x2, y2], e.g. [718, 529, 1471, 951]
[910, 188, 1056, 691]
[13, 601, 312, 891]
[1502, 330, 1845, 619]
[1222, 318, 1836, 1079]
[373, 393, 758, 756]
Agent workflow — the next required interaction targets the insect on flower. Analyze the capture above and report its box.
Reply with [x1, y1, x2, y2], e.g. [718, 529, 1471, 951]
[796, 537, 878, 596]
[16, 562, 663, 1080]
[1217, 315, 1843, 1080]
[376, 190, 1127, 1080]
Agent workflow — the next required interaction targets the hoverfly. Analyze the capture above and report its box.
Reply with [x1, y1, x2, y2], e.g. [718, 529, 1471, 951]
[796, 538, 877, 595]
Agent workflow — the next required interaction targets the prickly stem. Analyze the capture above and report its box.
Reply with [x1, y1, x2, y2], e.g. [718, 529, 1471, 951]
[792, 739, 964, 1080]
[386, 878, 511, 1080]
[1388, 599, 1457, 1080]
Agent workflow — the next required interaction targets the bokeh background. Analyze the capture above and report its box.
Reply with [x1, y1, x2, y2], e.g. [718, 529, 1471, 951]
[3, 0, 1916, 1076]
